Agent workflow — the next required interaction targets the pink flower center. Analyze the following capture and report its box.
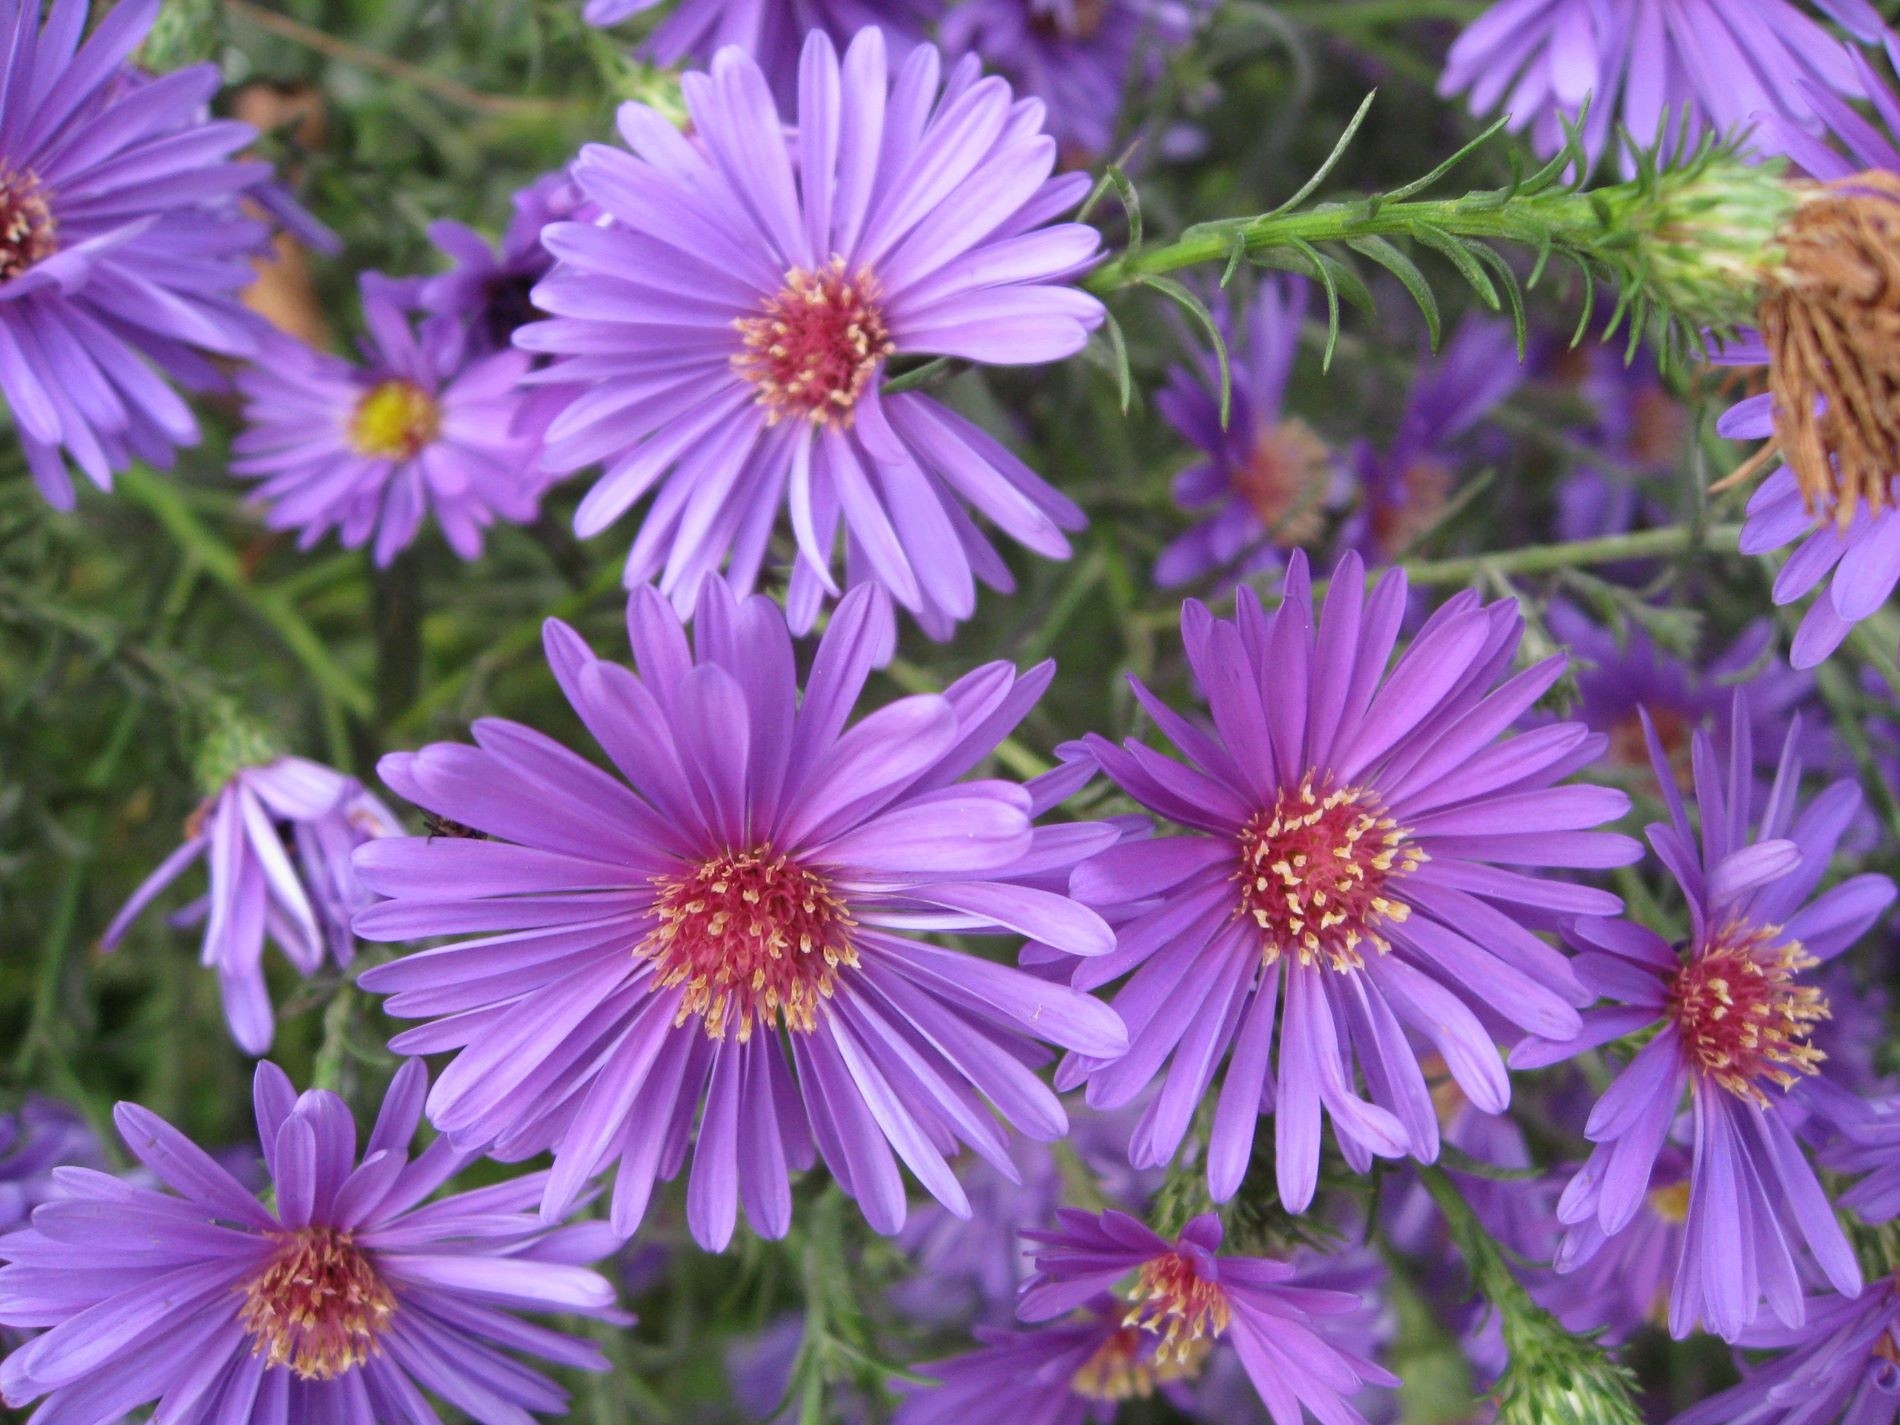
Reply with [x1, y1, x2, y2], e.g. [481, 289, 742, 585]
[1368, 455, 1453, 558]
[1235, 419, 1331, 542]
[237, 1227, 395, 1382]
[1124, 1252, 1231, 1368]
[349, 379, 440, 460]
[734, 259, 893, 428]
[1667, 922, 1828, 1104]
[641, 848, 858, 1041]
[1235, 776, 1422, 973]
[0, 165, 57, 281]
[1071, 1323, 1208, 1402]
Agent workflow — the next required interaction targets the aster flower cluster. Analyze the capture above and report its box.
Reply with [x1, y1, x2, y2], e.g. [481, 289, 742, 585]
[20, 0, 1900, 1422]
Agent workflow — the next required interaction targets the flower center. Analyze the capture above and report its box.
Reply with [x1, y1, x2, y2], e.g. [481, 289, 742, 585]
[483, 270, 542, 348]
[1030, 0, 1110, 40]
[1606, 706, 1692, 788]
[0, 165, 57, 281]
[1235, 419, 1331, 542]
[1629, 387, 1687, 470]
[1759, 171, 1900, 527]
[1071, 1323, 1209, 1402]
[349, 379, 440, 460]
[1368, 455, 1453, 558]
[733, 259, 893, 428]
[1123, 1252, 1230, 1369]
[1647, 1180, 1691, 1225]
[1666, 921, 1828, 1105]
[1235, 776, 1422, 973]
[237, 1227, 394, 1382]
[640, 848, 857, 1041]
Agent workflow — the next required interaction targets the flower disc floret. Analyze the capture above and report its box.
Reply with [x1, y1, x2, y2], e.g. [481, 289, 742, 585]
[734, 260, 894, 428]
[1668, 923, 1827, 1105]
[237, 1228, 395, 1382]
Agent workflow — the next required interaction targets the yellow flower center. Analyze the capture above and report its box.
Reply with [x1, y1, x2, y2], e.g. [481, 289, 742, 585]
[349, 380, 440, 460]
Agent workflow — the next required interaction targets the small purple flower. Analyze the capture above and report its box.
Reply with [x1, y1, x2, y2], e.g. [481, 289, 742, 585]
[354, 578, 1128, 1250]
[1536, 1147, 1689, 1343]
[0, 1061, 620, 1424]
[100, 752, 399, 1055]
[1438, 0, 1892, 173]
[233, 274, 553, 567]
[1547, 345, 1689, 546]
[1152, 277, 1344, 590]
[0, 1100, 100, 1234]
[526, 28, 1103, 638]
[581, 0, 939, 101]
[1518, 701, 1894, 1339]
[0, 0, 297, 508]
[939, 0, 1208, 159]
[419, 171, 591, 355]
[1013, 1210, 1400, 1423]
[1066, 552, 1639, 1210]
[1672, 1277, 1900, 1425]
[1822, 1094, 1900, 1224]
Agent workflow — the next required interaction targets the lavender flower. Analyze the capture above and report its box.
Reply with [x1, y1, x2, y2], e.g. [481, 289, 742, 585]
[0, 0, 295, 508]
[1547, 346, 1689, 546]
[1673, 1277, 1900, 1425]
[233, 274, 554, 567]
[0, 1100, 99, 1234]
[1519, 702, 1893, 1339]
[1438, 0, 1891, 173]
[1823, 1094, 1900, 1223]
[1152, 278, 1344, 590]
[1537, 1148, 1690, 1343]
[419, 171, 590, 355]
[354, 578, 1128, 1250]
[1067, 552, 1639, 1210]
[0, 1061, 620, 1424]
[1013, 1210, 1400, 1422]
[581, 0, 938, 101]
[101, 749, 399, 1055]
[525, 28, 1103, 638]
[939, 0, 1207, 159]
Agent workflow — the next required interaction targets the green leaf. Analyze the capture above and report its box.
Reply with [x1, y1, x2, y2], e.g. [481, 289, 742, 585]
[1411, 225, 1500, 310]
[1135, 273, 1232, 425]
[1265, 88, 1378, 218]
[1347, 235, 1442, 347]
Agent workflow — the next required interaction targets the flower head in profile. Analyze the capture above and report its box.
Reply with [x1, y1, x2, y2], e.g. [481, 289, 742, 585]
[580, 0, 939, 101]
[0, 0, 303, 507]
[526, 29, 1103, 638]
[1152, 277, 1343, 590]
[1439, 0, 1891, 173]
[235, 274, 555, 567]
[1067, 552, 1639, 1210]
[420, 171, 591, 355]
[100, 742, 399, 1055]
[1010, 1210, 1399, 1423]
[355, 579, 1128, 1250]
[1518, 699, 1894, 1339]
[939, 0, 1209, 160]
[0, 1061, 621, 1425]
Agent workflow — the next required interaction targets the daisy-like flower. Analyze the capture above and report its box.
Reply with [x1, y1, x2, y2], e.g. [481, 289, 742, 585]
[100, 744, 399, 1055]
[0, 0, 300, 508]
[525, 28, 1103, 639]
[1536, 1148, 1690, 1343]
[580, 0, 938, 101]
[419, 172, 590, 356]
[0, 1061, 620, 1425]
[1673, 1277, 1900, 1425]
[1438, 0, 1891, 173]
[1517, 700, 1894, 1339]
[1151, 277, 1343, 590]
[1012, 1210, 1400, 1423]
[234, 274, 554, 566]
[1065, 551, 1639, 1210]
[938, 0, 1208, 160]
[353, 578, 1128, 1250]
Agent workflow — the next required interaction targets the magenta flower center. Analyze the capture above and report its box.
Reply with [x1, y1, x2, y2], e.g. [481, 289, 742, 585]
[0, 164, 57, 281]
[1235, 419, 1330, 542]
[1235, 777, 1422, 972]
[1667, 922, 1829, 1104]
[734, 259, 894, 428]
[641, 848, 859, 1041]
[349, 379, 441, 460]
[237, 1227, 395, 1381]
[1071, 1323, 1208, 1401]
[1124, 1252, 1231, 1368]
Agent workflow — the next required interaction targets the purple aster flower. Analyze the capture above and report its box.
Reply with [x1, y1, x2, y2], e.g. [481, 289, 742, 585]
[419, 171, 591, 356]
[1012, 1210, 1401, 1422]
[0, 0, 297, 508]
[939, 0, 1208, 160]
[100, 751, 400, 1055]
[1152, 277, 1344, 590]
[1535, 1147, 1689, 1342]
[233, 273, 554, 567]
[1673, 1276, 1900, 1425]
[1065, 552, 1639, 1210]
[525, 28, 1103, 638]
[1345, 315, 1524, 565]
[0, 1100, 100, 1234]
[353, 578, 1129, 1250]
[581, 0, 938, 102]
[0, 1061, 620, 1424]
[1438, 0, 1892, 174]
[1822, 1094, 1900, 1223]
[1517, 701, 1894, 1339]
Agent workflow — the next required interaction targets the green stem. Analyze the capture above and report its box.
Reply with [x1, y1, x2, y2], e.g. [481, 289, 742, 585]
[1400, 522, 1742, 586]
[116, 465, 374, 720]
[1271, 0, 1491, 23]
